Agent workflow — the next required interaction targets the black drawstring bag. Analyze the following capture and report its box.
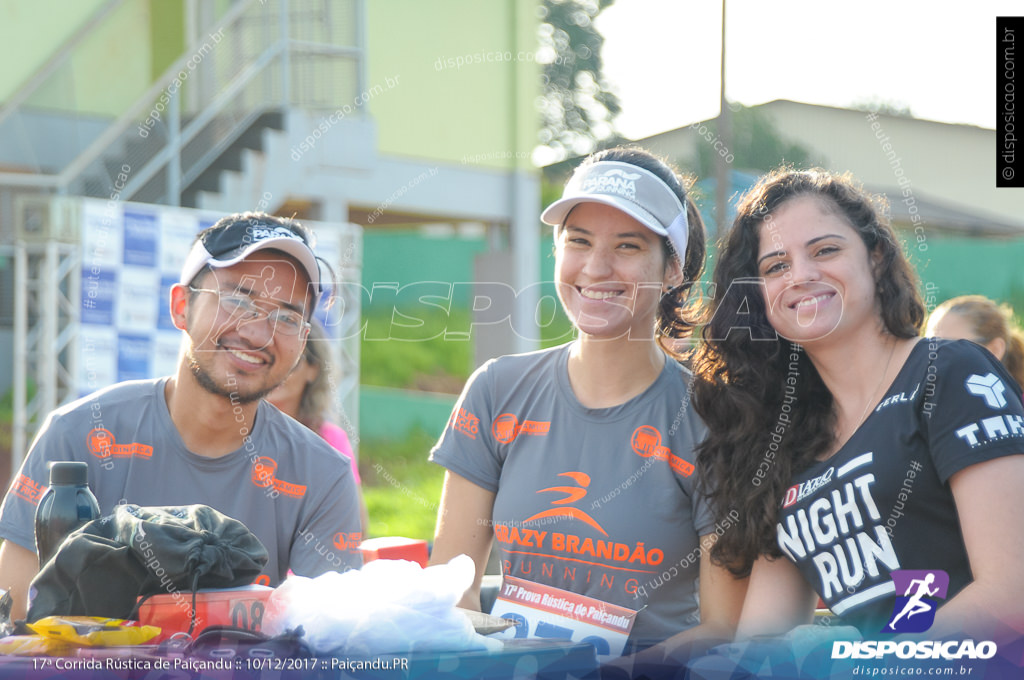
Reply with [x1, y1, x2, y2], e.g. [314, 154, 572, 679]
[27, 504, 268, 627]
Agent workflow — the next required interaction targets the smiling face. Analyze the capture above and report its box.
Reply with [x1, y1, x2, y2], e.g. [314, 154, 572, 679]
[756, 195, 880, 346]
[554, 202, 679, 341]
[174, 251, 311, 404]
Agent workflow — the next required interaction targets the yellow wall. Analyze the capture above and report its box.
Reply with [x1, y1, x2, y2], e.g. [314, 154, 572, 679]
[761, 101, 1022, 229]
[0, 0, 106, 101]
[0, 0, 152, 118]
[365, 0, 539, 170]
[1, 0, 542, 167]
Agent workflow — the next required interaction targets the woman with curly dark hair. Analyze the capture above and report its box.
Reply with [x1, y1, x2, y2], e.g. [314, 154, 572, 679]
[693, 168, 1024, 638]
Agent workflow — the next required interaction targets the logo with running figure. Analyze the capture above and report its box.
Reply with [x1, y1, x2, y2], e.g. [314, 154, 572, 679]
[884, 569, 949, 633]
[524, 471, 608, 536]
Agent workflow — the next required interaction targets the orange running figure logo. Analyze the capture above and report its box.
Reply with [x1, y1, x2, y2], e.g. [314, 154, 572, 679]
[524, 471, 608, 536]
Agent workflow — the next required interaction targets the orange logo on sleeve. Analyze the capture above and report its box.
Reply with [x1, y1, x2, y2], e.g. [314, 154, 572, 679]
[451, 408, 480, 439]
[251, 456, 307, 498]
[86, 428, 153, 460]
[524, 471, 608, 536]
[631, 426, 694, 476]
[11, 475, 45, 505]
[491, 413, 551, 444]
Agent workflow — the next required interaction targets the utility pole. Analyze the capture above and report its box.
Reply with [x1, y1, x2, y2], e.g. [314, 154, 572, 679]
[714, 0, 731, 237]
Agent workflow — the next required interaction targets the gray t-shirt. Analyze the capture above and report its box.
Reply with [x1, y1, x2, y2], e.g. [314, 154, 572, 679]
[0, 378, 362, 584]
[430, 343, 714, 647]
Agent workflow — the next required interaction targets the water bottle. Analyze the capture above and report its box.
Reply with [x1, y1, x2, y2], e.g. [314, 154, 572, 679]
[34, 462, 101, 568]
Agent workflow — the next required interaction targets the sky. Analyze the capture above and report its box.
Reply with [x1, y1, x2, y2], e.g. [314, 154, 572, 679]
[596, 0, 1018, 140]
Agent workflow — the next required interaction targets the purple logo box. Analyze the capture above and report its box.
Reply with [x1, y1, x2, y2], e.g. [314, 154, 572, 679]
[883, 569, 949, 634]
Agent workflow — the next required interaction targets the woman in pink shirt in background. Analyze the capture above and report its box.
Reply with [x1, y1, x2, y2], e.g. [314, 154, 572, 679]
[268, 321, 370, 534]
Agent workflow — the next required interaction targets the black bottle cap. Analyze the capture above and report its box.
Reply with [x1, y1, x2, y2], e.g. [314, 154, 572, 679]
[48, 461, 89, 486]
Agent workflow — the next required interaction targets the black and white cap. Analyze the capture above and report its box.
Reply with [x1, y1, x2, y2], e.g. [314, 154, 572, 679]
[179, 217, 323, 297]
[541, 160, 689, 263]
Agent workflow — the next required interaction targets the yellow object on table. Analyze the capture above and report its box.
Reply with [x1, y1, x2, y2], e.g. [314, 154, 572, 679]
[0, 634, 76, 656]
[27, 616, 160, 647]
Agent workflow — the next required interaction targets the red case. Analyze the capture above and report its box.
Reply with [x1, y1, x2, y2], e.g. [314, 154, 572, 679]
[136, 585, 273, 642]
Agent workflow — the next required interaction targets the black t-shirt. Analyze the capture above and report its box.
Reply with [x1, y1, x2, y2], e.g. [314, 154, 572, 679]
[776, 339, 1024, 633]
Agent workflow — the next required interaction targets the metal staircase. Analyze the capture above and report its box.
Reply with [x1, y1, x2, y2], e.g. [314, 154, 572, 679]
[0, 0, 364, 206]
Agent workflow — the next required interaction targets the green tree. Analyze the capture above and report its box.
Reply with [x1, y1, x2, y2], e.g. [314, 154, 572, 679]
[536, 0, 621, 163]
[695, 104, 818, 177]
[851, 98, 914, 117]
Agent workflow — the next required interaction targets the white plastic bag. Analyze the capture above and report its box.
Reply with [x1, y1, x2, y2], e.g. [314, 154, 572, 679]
[263, 554, 501, 655]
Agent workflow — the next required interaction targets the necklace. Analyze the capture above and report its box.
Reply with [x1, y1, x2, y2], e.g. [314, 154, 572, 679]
[822, 339, 899, 461]
[850, 338, 897, 432]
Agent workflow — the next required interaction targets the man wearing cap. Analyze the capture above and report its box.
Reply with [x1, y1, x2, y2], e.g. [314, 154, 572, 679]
[0, 212, 362, 619]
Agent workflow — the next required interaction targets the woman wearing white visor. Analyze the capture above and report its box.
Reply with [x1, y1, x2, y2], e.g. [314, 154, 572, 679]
[430, 147, 746, 663]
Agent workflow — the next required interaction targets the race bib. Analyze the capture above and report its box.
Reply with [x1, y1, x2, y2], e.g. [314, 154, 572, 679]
[491, 576, 639, 659]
